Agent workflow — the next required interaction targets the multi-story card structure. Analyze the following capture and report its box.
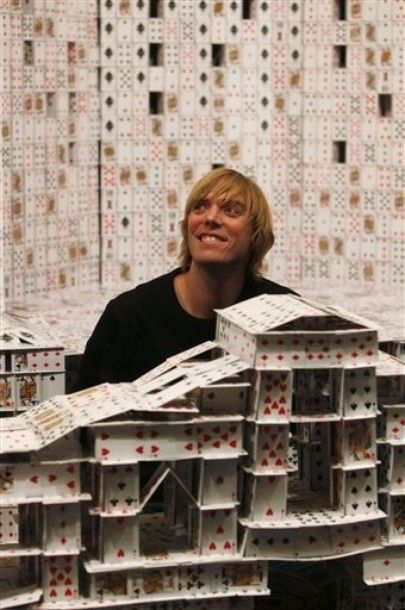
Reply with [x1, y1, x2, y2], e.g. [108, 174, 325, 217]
[0, 295, 401, 609]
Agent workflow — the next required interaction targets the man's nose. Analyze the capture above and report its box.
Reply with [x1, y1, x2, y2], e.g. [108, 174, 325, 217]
[205, 203, 222, 223]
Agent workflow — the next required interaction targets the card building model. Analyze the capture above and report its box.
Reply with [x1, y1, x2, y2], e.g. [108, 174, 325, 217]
[0, 295, 402, 609]
[0, 313, 65, 415]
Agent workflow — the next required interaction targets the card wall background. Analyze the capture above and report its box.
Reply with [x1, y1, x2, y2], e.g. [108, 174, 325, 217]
[1, 0, 100, 303]
[2, 0, 404, 302]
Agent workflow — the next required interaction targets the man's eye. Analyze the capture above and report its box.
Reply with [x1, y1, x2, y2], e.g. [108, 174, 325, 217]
[193, 200, 208, 211]
[223, 201, 243, 215]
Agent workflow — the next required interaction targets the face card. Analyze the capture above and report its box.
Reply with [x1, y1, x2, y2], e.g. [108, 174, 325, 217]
[131, 567, 177, 598]
[343, 419, 376, 464]
[16, 374, 40, 408]
[222, 561, 268, 593]
[0, 375, 15, 410]
[93, 571, 127, 600]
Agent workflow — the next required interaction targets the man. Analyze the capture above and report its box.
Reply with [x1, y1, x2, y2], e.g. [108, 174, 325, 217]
[73, 168, 296, 391]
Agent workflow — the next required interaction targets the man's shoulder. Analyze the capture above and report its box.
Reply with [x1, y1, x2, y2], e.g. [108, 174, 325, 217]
[245, 275, 299, 297]
[109, 269, 178, 311]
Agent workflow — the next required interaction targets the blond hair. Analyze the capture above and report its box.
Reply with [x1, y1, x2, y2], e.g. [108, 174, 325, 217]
[179, 168, 275, 277]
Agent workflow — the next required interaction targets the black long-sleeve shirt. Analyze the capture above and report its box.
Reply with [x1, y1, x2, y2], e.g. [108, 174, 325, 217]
[72, 268, 297, 391]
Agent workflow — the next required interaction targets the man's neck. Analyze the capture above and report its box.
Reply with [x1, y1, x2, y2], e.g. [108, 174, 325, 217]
[174, 263, 247, 319]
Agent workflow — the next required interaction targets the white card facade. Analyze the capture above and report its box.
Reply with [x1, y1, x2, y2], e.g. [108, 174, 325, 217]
[2, 0, 404, 304]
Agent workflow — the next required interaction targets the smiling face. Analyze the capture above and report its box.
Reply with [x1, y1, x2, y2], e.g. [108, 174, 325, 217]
[187, 192, 253, 271]
[180, 168, 275, 277]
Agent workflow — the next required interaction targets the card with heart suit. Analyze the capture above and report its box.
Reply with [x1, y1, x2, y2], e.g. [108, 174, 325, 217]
[199, 508, 237, 555]
[102, 515, 139, 564]
[249, 423, 289, 472]
[252, 369, 292, 420]
[246, 473, 287, 521]
[42, 555, 78, 602]
[199, 458, 238, 505]
[197, 418, 243, 457]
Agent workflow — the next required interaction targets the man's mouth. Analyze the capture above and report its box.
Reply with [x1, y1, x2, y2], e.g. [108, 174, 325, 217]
[199, 234, 227, 242]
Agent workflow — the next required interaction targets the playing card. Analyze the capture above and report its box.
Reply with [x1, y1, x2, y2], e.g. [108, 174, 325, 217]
[343, 419, 376, 465]
[93, 571, 127, 600]
[0, 375, 15, 411]
[363, 547, 405, 585]
[199, 382, 250, 416]
[131, 567, 177, 598]
[293, 526, 332, 558]
[389, 445, 405, 493]
[247, 473, 287, 521]
[385, 405, 405, 442]
[331, 519, 380, 555]
[200, 508, 237, 555]
[41, 373, 65, 401]
[343, 367, 377, 418]
[16, 374, 40, 409]
[0, 506, 19, 544]
[44, 503, 81, 553]
[102, 515, 139, 563]
[387, 495, 405, 542]
[341, 467, 378, 516]
[252, 369, 292, 420]
[42, 555, 78, 602]
[102, 463, 139, 514]
[178, 564, 211, 595]
[199, 458, 238, 505]
[198, 418, 243, 456]
[253, 423, 289, 472]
